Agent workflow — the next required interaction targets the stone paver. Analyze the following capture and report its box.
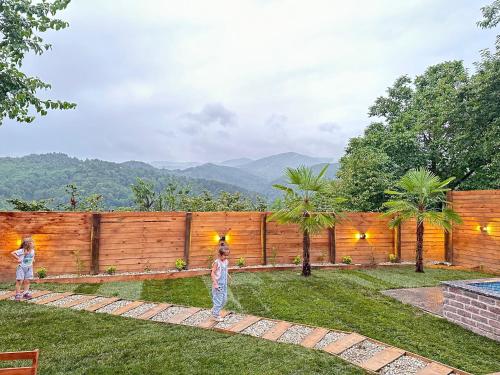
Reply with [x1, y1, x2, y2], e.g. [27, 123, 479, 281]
[138, 303, 171, 320]
[382, 287, 443, 316]
[415, 362, 454, 375]
[324, 333, 365, 355]
[112, 301, 144, 316]
[0, 289, 475, 375]
[227, 315, 261, 333]
[300, 327, 329, 348]
[360, 346, 405, 372]
[85, 297, 120, 312]
[32, 292, 73, 305]
[261, 321, 293, 341]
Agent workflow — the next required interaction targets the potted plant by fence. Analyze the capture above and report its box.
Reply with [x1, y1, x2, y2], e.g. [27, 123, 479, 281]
[268, 165, 344, 277]
[381, 168, 462, 273]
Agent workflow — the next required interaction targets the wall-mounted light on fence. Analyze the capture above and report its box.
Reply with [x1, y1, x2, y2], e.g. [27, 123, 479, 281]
[215, 230, 231, 244]
[356, 232, 367, 240]
[479, 225, 489, 234]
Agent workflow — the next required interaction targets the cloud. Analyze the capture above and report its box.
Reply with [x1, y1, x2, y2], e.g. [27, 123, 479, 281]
[0, 0, 496, 163]
[318, 122, 339, 133]
[266, 114, 288, 129]
[183, 103, 237, 127]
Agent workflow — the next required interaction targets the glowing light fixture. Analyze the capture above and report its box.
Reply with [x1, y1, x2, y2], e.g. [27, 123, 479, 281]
[356, 232, 367, 240]
[479, 225, 489, 234]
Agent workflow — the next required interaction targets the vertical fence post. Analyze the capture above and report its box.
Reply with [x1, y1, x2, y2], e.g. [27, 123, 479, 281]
[184, 212, 192, 269]
[444, 191, 454, 263]
[261, 213, 267, 265]
[90, 213, 101, 275]
[328, 226, 336, 264]
[395, 225, 402, 262]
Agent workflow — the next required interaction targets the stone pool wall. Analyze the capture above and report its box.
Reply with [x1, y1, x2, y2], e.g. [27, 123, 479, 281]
[442, 279, 500, 342]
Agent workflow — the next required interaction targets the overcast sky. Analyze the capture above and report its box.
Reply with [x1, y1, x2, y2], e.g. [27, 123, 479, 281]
[0, 0, 497, 163]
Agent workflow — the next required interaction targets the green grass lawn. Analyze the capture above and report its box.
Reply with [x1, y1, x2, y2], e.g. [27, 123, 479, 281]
[1, 267, 499, 374]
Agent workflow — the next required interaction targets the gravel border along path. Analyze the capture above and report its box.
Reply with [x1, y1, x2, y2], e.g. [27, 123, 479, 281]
[379, 355, 427, 375]
[277, 325, 314, 344]
[121, 303, 157, 318]
[340, 340, 385, 364]
[241, 319, 277, 337]
[95, 300, 133, 314]
[314, 331, 347, 350]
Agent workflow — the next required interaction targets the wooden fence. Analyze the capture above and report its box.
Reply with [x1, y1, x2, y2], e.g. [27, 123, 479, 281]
[449, 190, 500, 272]
[0, 190, 498, 280]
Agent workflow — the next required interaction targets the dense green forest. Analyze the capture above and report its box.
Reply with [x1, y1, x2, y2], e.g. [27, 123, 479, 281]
[0, 153, 258, 210]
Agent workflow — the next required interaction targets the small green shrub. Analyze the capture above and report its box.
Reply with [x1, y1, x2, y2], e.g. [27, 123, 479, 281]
[106, 266, 117, 275]
[237, 257, 246, 268]
[175, 258, 187, 271]
[388, 254, 398, 263]
[342, 256, 352, 264]
[36, 267, 47, 279]
[293, 255, 301, 265]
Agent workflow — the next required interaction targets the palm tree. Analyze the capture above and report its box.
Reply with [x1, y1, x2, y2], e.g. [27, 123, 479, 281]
[381, 168, 462, 273]
[268, 165, 344, 276]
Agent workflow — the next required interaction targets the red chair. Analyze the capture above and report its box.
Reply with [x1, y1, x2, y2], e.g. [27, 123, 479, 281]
[0, 350, 39, 375]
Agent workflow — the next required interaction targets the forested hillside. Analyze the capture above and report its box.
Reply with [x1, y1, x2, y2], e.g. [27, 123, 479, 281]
[0, 154, 256, 210]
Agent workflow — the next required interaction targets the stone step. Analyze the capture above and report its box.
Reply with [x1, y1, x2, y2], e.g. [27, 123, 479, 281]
[138, 303, 172, 320]
[112, 301, 144, 316]
[197, 310, 231, 328]
[262, 321, 293, 341]
[85, 297, 120, 312]
[300, 327, 329, 348]
[324, 333, 365, 355]
[0, 291, 17, 300]
[33, 292, 73, 305]
[360, 346, 405, 372]
[416, 362, 454, 375]
[227, 315, 261, 333]
[168, 307, 202, 324]
[60, 295, 96, 308]
[30, 290, 52, 298]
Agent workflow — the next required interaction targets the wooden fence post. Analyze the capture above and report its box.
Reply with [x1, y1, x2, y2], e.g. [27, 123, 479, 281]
[395, 225, 402, 262]
[184, 212, 192, 269]
[444, 191, 453, 263]
[90, 213, 101, 275]
[328, 226, 336, 264]
[261, 213, 267, 265]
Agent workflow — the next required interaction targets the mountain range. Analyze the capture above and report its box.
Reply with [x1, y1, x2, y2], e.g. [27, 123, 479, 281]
[0, 152, 339, 209]
[160, 152, 339, 198]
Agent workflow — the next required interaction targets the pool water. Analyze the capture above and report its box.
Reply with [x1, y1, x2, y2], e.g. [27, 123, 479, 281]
[470, 281, 500, 295]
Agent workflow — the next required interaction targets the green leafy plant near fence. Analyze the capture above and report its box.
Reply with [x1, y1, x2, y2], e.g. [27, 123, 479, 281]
[175, 259, 187, 271]
[342, 256, 352, 264]
[36, 267, 47, 279]
[237, 257, 246, 268]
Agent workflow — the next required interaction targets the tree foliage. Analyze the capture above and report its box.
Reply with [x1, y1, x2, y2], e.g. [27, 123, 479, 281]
[130, 178, 267, 212]
[268, 165, 344, 276]
[381, 168, 462, 272]
[7, 197, 51, 211]
[0, 0, 76, 125]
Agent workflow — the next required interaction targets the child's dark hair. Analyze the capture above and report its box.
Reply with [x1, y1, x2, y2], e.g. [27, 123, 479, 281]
[218, 245, 229, 256]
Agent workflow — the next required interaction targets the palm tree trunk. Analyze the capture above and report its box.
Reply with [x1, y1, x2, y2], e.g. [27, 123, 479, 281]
[302, 230, 311, 277]
[416, 220, 424, 273]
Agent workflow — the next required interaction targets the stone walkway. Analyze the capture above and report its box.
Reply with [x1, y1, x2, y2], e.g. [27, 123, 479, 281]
[381, 287, 444, 316]
[0, 289, 475, 375]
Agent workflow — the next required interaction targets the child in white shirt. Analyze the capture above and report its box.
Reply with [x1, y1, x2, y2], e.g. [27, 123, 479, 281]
[10, 237, 35, 301]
